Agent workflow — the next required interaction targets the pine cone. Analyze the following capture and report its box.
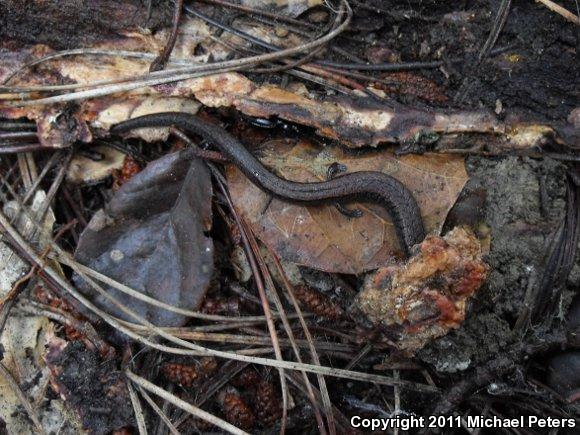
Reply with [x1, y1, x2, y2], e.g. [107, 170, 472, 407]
[218, 386, 256, 430]
[293, 285, 345, 320]
[199, 357, 218, 376]
[254, 380, 282, 426]
[231, 368, 261, 389]
[162, 363, 200, 387]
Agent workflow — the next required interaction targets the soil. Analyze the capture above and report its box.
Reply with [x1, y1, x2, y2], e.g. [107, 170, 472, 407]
[420, 156, 574, 372]
[347, 0, 579, 120]
[46, 342, 134, 434]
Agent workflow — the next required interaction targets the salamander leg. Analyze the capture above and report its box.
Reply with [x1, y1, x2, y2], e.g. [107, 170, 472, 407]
[327, 162, 363, 218]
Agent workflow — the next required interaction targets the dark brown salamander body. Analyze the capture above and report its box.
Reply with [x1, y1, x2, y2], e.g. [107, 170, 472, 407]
[111, 112, 425, 256]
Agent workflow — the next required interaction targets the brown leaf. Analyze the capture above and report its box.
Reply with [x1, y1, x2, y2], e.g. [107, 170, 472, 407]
[226, 139, 468, 273]
[74, 149, 214, 326]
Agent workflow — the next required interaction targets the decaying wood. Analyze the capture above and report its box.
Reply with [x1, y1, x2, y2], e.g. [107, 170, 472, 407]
[0, 0, 172, 49]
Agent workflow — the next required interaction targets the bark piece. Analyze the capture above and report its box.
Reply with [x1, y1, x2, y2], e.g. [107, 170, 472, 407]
[0, 0, 171, 49]
[352, 227, 489, 353]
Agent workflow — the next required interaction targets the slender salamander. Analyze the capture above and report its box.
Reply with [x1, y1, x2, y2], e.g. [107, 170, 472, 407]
[111, 112, 425, 256]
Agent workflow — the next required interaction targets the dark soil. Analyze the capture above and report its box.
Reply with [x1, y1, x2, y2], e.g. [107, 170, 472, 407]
[45, 342, 134, 434]
[348, 0, 579, 120]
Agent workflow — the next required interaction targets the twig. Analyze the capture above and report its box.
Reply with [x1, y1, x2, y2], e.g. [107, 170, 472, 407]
[478, 0, 512, 63]
[394, 370, 401, 433]
[36, 150, 72, 225]
[17, 300, 111, 356]
[54, 253, 280, 322]
[0, 266, 37, 337]
[285, 371, 355, 432]
[0, 120, 36, 130]
[536, 0, 580, 24]
[126, 370, 248, 435]
[531, 167, 580, 325]
[455, 0, 512, 103]
[344, 343, 373, 371]
[1, 49, 202, 86]
[0, 131, 37, 142]
[120, 325, 356, 352]
[137, 385, 181, 435]
[150, 0, 184, 72]
[431, 356, 514, 415]
[198, 0, 317, 30]
[169, 128, 229, 163]
[0, 144, 48, 154]
[21, 151, 64, 206]
[128, 381, 149, 435]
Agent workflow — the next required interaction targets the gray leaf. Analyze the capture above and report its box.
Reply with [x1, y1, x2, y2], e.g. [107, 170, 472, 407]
[74, 149, 213, 327]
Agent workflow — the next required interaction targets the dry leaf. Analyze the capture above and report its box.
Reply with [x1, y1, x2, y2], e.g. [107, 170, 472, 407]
[74, 149, 214, 326]
[67, 145, 125, 184]
[0, 191, 83, 433]
[226, 139, 468, 273]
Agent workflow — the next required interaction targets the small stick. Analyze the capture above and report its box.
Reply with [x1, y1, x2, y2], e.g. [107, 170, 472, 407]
[150, 0, 185, 72]
[169, 127, 229, 162]
[137, 385, 181, 435]
[536, 0, 580, 24]
[126, 369, 248, 435]
[127, 381, 149, 435]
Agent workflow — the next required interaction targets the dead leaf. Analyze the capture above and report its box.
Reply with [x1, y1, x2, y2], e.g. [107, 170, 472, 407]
[67, 145, 125, 184]
[226, 139, 468, 274]
[1, 189, 55, 291]
[74, 149, 214, 327]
